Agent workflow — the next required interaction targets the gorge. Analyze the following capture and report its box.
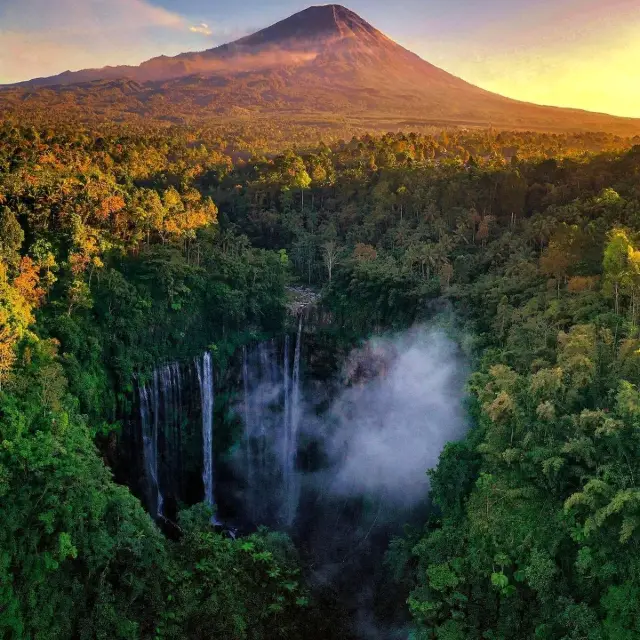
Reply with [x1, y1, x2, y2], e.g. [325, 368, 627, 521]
[126, 311, 468, 636]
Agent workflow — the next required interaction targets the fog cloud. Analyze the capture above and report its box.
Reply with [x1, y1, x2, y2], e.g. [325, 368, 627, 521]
[237, 325, 468, 525]
[324, 328, 468, 506]
[233, 326, 468, 638]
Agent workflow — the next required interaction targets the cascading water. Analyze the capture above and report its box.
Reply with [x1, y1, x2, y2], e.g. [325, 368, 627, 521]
[243, 346, 252, 492]
[282, 335, 291, 513]
[283, 315, 303, 525]
[151, 371, 163, 517]
[242, 340, 278, 522]
[240, 316, 304, 527]
[196, 352, 215, 512]
[171, 363, 183, 496]
[139, 374, 163, 518]
[130, 322, 467, 639]
[136, 353, 221, 524]
[135, 318, 304, 527]
[138, 362, 190, 520]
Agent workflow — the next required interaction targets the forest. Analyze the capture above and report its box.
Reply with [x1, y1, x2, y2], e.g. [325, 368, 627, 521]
[1, 118, 640, 640]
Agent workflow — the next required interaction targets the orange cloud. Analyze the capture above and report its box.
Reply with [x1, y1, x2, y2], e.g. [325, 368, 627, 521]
[0, 0, 189, 83]
[190, 23, 213, 37]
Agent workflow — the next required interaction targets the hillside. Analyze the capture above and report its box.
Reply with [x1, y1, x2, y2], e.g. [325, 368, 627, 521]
[1, 4, 639, 135]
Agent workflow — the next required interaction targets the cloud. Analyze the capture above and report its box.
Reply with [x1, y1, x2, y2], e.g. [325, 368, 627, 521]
[0, 0, 186, 35]
[0, 0, 191, 83]
[237, 326, 468, 526]
[324, 328, 468, 505]
[190, 23, 213, 36]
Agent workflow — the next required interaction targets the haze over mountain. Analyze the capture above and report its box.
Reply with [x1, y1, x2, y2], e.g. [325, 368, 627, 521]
[2, 4, 639, 135]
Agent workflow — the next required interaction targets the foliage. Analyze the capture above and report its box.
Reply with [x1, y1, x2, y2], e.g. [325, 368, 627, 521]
[0, 122, 300, 639]
[2, 120, 640, 639]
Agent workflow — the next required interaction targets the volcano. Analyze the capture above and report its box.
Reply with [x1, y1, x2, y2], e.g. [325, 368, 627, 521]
[2, 4, 639, 135]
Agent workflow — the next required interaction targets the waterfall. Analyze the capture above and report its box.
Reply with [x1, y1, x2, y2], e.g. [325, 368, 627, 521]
[292, 315, 303, 442]
[160, 365, 172, 505]
[138, 359, 191, 520]
[284, 314, 303, 525]
[196, 352, 215, 512]
[152, 371, 164, 517]
[139, 375, 163, 518]
[135, 325, 304, 526]
[159, 363, 183, 505]
[243, 346, 252, 491]
[243, 340, 281, 522]
[172, 363, 183, 496]
[137, 352, 217, 523]
[282, 335, 291, 497]
[240, 317, 304, 527]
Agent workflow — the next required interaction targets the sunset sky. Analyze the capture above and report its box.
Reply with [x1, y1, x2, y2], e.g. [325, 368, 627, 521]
[0, 0, 638, 118]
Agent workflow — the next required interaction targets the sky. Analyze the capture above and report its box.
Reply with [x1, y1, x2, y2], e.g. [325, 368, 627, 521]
[0, 0, 638, 118]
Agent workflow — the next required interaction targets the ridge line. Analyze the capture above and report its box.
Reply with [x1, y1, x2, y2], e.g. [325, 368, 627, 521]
[333, 4, 347, 38]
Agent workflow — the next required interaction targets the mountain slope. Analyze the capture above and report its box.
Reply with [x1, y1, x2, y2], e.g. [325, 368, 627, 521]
[2, 4, 639, 135]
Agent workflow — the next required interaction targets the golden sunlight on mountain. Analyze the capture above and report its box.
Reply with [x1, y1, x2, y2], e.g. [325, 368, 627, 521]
[405, 0, 640, 119]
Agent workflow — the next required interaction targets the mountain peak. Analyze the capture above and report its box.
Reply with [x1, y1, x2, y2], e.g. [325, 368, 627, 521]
[233, 4, 383, 48]
[5, 3, 639, 137]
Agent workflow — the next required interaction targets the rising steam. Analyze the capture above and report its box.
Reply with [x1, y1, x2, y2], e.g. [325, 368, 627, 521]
[230, 325, 468, 640]
[237, 325, 468, 525]
[323, 327, 468, 506]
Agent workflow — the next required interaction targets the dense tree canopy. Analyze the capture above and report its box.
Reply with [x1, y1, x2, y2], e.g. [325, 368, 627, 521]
[2, 119, 640, 638]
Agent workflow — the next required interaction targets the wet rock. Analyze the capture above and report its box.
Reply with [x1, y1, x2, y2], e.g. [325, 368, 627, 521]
[286, 285, 320, 316]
